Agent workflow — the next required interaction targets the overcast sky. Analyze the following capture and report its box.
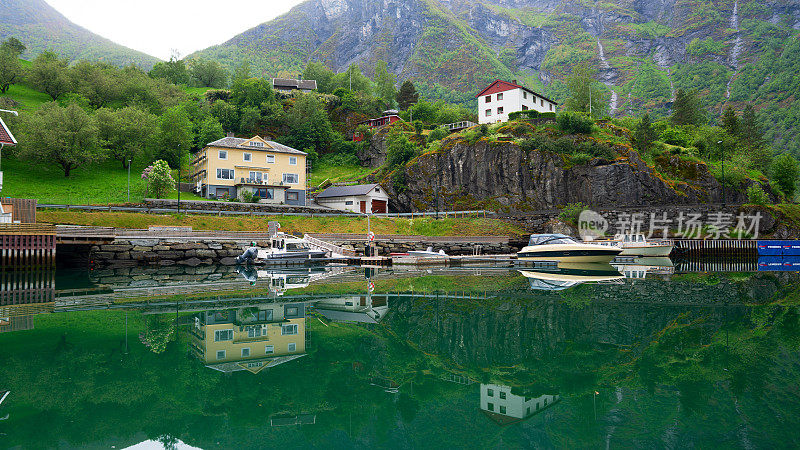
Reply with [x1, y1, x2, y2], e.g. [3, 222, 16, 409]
[46, 0, 305, 60]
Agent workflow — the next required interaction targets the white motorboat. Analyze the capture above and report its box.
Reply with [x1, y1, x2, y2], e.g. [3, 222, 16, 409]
[407, 247, 448, 258]
[517, 234, 623, 263]
[592, 234, 674, 257]
[519, 263, 624, 291]
[238, 233, 328, 264]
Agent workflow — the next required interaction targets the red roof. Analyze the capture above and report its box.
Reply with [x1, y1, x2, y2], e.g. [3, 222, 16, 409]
[475, 80, 558, 105]
[0, 117, 17, 146]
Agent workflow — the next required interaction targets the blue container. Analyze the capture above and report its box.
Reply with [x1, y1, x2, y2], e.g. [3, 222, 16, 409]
[758, 240, 785, 256]
[758, 256, 786, 271]
[783, 242, 800, 256]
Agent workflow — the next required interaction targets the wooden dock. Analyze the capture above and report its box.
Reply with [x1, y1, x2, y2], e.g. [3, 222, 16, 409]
[673, 239, 758, 257]
[0, 224, 56, 268]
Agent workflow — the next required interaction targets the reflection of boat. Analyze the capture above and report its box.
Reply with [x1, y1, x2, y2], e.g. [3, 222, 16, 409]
[592, 234, 674, 257]
[517, 234, 622, 263]
[238, 233, 328, 264]
[0, 390, 9, 420]
[612, 257, 675, 279]
[407, 247, 448, 258]
[519, 263, 624, 291]
[237, 266, 321, 295]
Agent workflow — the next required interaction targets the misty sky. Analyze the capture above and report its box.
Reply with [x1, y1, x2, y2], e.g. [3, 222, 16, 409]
[46, 0, 305, 60]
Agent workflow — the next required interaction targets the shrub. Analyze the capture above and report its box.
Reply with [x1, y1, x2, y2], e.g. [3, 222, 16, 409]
[772, 153, 800, 199]
[746, 183, 769, 205]
[557, 112, 593, 134]
[659, 127, 692, 147]
[385, 130, 417, 168]
[427, 126, 449, 142]
[558, 202, 587, 225]
[570, 152, 592, 165]
[142, 160, 174, 199]
[508, 110, 541, 121]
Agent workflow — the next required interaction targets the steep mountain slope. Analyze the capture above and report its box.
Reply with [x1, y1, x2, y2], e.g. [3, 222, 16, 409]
[0, 0, 159, 69]
[193, 0, 800, 153]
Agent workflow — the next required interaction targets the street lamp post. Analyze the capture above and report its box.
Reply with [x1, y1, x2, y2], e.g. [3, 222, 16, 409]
[718, 140, 726, 206]
[127, 159, 131, 203]
[177, 145, 181, 214]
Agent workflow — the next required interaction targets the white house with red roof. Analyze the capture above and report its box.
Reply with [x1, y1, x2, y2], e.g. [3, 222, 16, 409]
[476, 80, 558, 124]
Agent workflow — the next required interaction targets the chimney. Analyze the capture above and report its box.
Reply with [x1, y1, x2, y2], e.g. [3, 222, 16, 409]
[511, 79, 518, 84]
[226, 132, 234, 138]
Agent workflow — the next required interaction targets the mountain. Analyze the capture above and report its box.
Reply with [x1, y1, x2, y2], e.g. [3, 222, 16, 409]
[193, 0, 800, 154]
[0, 0, 160, 69]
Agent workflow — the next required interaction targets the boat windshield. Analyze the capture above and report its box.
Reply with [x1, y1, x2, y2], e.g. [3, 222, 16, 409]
[528, 235, 579, 246]
[285, 242, 310, 251]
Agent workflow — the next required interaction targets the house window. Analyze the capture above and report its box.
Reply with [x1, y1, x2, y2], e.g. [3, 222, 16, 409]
[289, 156, 297, 165]
[265, 345, 274, 354]
[523, 91, 527, 99]
[283, 173, 299, 184]
[500, 406, 507, 414]
[375, 188, 380, 193]
[527, 407, 531, 415]
[245, 325, 262, 338]
[288, 342, 297, 352]
[255, 188, 274, 199]
[487, 388, 494, 397]
[544, 398, 548, 406]
[266, 155, 275, 163]
[216, 350, 226, 360]
[248, 171, 262, 183]
[249, 141, 264, 148]
[497, 93, 503, 101]
[345, 201, 353, 205]
[286, 306, 299, 316]
[541, 98, 544, 106]
[497, 107, 504, 114]
[485, 109, 492, 116]
[499, 391, 506, 399]
[287, 192, 299, 201]
[550, 104, 554, 111]
[218, 150, 227, 160]
[485, 95, 491, 102]
[522, 105, 528, 111]
[241, 347, 250, 357]
[282, 324, 298, 335]
[216, 168, 234, 180]
[487, 403, 494, 411]
[243, 152, 252, 162]
[214, 329, 233, 341]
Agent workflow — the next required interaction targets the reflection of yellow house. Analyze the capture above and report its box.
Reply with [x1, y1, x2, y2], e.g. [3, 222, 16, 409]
[189, 302, 307, 374]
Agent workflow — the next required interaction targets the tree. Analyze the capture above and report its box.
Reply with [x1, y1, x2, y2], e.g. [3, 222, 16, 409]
[20, 102, 102, 177]
[721, 106, 740, 136]
[188, 58, 228, 88]
[332, 64, 373, 94]
[28, 51, 69, 100]
[564, 62, 608, 118]
[239, 106, 261, 135]
[0, 38, 25, 94]
[68, 61, 121, 108]
[374, 61, 397, 108]
[302, 61, 334, 93]
[230, 77, 273, 109]
[385, 129, 417, 168]
[157, 106, 194, 168]
[396, 80, 419, 110]
[281, 93, 335, 155]
[633, 113, 656, 152]
[210, 100, 239, 133]
[772, 153, 800, 199]
[149, 53, 189, 85]
[142, 160, 175, 199]
[96, 107, 157, 169]
[740, 104, 763, 148]
[670, 89, 706, 126]
[198, 117, 224, 148]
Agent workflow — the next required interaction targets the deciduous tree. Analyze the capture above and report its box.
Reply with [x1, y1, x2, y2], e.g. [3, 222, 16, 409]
[281, 93, 334, 157]
[198, 116, 224, 148]
[96, 106, 157, 169]
[28, 51, 69, 100]
[20, 102, 102, 177]
[0, 37, 25, 94]
[302, 61, 334, 93]
[772, 153, 800, 199]
[157, 106, 194, 168]
[564, 62, 608, 118]
[148, 52, 190, 85]
[633, 113, 656, 152]
[188, 58, 228, 88]
[374, 60, 396, 108]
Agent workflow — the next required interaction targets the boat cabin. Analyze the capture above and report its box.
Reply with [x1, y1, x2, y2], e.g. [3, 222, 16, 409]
[271, 234, 312, 251]
[527, 234, 579, 246]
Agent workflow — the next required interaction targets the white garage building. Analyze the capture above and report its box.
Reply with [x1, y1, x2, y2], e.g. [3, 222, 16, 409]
[315, 184, 389, 214]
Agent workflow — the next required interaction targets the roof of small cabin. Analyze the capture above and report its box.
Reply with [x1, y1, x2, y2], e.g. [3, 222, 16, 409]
[316, 183, 382, 198]
[0, 117, 17, 146]
[476, 80, 558, 105]
[271, 78, 318, 90]
[205, 136, 306, 155]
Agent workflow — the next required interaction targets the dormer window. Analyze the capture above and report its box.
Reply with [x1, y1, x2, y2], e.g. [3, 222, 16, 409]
[249, 141, 264, 148]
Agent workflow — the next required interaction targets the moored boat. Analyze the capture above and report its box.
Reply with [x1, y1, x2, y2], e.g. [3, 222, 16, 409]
[237, 233, 328, 264]
[591, 234, 674, 257]
[517, 234, 622, 263]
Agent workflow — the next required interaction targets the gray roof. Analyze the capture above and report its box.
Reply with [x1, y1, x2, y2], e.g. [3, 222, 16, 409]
[316, 183, 380, 198]
[316, 308, 380, 323]
[206, 137, 307, 155]
[272, 78, 318, 90]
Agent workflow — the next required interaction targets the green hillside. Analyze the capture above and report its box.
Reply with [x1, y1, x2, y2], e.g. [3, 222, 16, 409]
[0, 0, 160, 68]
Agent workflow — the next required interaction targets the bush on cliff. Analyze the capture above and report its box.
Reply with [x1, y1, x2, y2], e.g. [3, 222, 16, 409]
[772, 153, 800, 199]
[385, 129, 418, 169]
[746, 183, 769, 205]
[557, 112, 594, 134]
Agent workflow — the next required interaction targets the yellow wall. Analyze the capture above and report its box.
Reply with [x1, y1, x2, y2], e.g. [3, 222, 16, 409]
[194, 138, 306, 190]
[194, 317, 306, 364]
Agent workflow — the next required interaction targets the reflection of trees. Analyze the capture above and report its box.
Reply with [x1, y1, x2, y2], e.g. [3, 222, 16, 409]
[139, 316, 175, 354]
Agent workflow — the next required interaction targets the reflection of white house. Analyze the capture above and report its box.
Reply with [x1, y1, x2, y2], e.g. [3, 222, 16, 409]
[314, 295, 389, 323]
[480, 384, 560, 425]
[314, 184, 389, 214]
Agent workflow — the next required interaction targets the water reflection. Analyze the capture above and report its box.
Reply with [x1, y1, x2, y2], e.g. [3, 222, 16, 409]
[189, 302, 307, 373]
[480, 384, 560, 425]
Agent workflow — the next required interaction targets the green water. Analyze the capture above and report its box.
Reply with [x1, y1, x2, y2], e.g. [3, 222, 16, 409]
[1, 264, 799, 449]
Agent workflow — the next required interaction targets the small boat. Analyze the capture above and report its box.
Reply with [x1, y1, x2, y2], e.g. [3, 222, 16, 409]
[407, 247, 448, 258]
[592, 234, 674, 257]
[612, 257, 675, 279]
[519, 263, 624, 291]
[517, 234, 622, 263]
[238, 233, 328, 264]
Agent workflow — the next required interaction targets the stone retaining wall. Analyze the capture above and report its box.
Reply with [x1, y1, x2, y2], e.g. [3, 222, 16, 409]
[142, 198, 336, 214]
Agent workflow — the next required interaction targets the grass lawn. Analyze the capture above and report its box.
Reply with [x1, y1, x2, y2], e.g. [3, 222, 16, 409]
[37, 210, 526, 236]
[308, 160, 377, 189]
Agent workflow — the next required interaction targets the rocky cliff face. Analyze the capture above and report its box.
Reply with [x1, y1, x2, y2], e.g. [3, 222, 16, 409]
[385, 135, 750, 212]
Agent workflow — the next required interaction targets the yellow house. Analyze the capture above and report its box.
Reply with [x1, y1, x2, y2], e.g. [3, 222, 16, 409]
[189, 302, 307, 374]
[191, 135, 307, 205]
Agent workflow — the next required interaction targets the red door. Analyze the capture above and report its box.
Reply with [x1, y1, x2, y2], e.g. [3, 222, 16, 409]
[372, 200, 387, 214]
[360, 201, 366, 213]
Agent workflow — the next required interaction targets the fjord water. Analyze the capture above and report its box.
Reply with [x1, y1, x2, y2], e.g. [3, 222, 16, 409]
[1, 265, 800, 449]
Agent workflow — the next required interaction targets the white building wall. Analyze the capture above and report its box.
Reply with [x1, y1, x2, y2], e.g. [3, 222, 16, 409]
[315, 188, 389, 213]
[479, 88, 557, 124]
[480, 384, 560, 419]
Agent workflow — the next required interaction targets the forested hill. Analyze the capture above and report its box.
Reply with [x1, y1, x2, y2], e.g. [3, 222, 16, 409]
[0, 0, 160, 69]
[191, 0, 800, 154]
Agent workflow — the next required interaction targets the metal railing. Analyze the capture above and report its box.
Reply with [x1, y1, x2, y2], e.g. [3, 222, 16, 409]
[303, 234, 357, 257]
